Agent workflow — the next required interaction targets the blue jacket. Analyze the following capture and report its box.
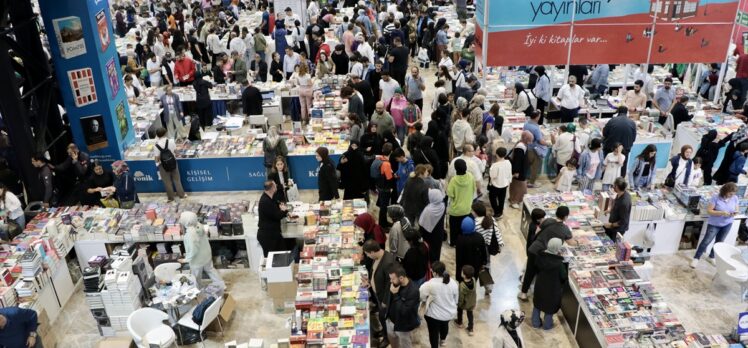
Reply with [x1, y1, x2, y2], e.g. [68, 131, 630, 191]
[577, 150, 604, 180]
[114, 170, 138, 203]
[0, 307, 38, 348]
[667, 155, 692, 186]
[629, 158, 657, 189]
[729, 152, 748, 178]
[396, 158, 415, 194]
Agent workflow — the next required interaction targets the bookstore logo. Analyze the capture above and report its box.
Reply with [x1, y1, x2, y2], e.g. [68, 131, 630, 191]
[133, 171, 155, 182]
[248, 170, 265, 178]
[307, 170, 318, 177]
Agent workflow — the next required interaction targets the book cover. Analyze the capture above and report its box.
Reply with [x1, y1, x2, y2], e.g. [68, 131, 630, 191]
[52, 16, 86, 59]
[95, 10, 110, 52]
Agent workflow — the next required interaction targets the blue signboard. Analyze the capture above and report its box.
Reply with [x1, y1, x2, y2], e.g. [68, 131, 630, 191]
[38, 0, 134, 161]
[128, 155, 340, 192]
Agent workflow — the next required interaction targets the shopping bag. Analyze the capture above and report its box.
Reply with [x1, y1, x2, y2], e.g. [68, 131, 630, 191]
[287, 183, 300, 202]
[477, 268, 494, 286]
[100, 197, 120, 208]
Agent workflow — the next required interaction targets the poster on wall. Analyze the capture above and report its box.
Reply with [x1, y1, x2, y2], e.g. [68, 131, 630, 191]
[67, 68, 98, 107]
[115, 101, 129, 139]
[80, 115, 109, 151]
[52, 16, 86, 59]
[477, 0, 739, 66]
[105, 58, 119, 98]
[95, 10, 110, 52]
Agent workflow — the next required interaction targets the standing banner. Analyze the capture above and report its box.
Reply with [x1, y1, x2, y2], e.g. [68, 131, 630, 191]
[38, 0, 134, 161]
[475, 0, 740, 66]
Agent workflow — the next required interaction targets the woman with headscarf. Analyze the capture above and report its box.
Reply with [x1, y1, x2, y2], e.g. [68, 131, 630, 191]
[111, 161, 138, 209]
[467, 94, 486, 136]
[532, 238, 565, 330]
[315, 147, 339, 201]
[426, 120, 450, 180]
[455, 217, 487, 282]
[361, 122, 384, 159]
[355, 212, 386, 247]
[695, 129, 728, 185]
[178, 211, 225, 289]
[714, 122, 748, 184]
[552, 123, 577, 173]
[263, 126, 289, 174]
[420, 189, 446, 263]
[412, 137, 441, 176]
[399, 164, 430, 227]
[387, 205, 412, 261]
[337, 141, 369, 200]
[493, 310, 526, 347]
[509, 131, 533, 209]
[83, 161, 115, 207]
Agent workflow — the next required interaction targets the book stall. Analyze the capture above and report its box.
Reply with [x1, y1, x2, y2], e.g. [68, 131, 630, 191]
[673, 114, 747, 171]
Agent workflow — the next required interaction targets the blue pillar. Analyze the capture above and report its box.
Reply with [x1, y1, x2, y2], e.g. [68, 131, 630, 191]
[37, 0, 134, 161]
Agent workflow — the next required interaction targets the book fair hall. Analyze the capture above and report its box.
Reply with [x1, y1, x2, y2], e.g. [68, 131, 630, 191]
[12, 0, 748, 347]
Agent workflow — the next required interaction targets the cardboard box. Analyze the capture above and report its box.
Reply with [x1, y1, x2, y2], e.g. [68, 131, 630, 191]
[96, 336, 133, 348]
[220, 293, 236, 322]
[268, 281, 296, 314]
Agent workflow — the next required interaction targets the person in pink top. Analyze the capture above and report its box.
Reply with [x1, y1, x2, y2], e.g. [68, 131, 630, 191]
[389, 88, 409, 143]
[342, 23, 356, 56]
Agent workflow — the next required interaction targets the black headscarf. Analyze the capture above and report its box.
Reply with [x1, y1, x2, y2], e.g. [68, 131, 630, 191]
[338, 140, 369, 194]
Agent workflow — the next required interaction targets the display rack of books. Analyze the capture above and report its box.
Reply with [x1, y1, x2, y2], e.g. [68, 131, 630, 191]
[565, 227, 732, 347]
[287, 199, 371, 347]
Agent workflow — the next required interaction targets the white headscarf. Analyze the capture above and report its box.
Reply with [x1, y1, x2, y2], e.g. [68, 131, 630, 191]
[179, 211, 203, 238]
[266, 126, 280, 148]
[419, 189, 445, 233]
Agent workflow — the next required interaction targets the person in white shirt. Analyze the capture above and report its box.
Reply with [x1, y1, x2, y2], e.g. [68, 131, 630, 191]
[532, 66, 552, 124]
[0, 184, 24, 228]
[489, 147, 513, 218]
[283, 7, 300, 29]
[349, 56, 364, 78]
[146, 53, 162, 87]
[379, 72, 400, 105]
[555, 75, 586, 123]
[206, 28, 223, 66]
[551, 123, 576, 172]
[228, 31, 247, 58]
[689, 157, 704, 187]
[419, 261, 459, 348]
[282, 47, 300, 79]
[356, 34, 374, 63]
[307, 1, 320, 22]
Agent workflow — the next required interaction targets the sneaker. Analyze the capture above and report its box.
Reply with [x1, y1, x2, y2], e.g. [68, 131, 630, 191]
[510, 203, 521, 209]
[440, 340, 446, 346]
[455, 322, 464, 328]
[707, 257, 716, 265]
[690, 259, 699, 268]
[468, 330, 474, 336]
[517, 292, 528, 301]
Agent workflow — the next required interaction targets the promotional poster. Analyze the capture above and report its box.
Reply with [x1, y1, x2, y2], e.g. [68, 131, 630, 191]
[475, 0, 740, 66]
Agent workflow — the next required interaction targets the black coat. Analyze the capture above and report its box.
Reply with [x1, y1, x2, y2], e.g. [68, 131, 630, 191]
[257, 192, 289, 257]
[533, 252, 566, 313]
[270, 60, 284, 82]
[242, 85, 263, 115]
[387, 280, 421, 332]
[671, 102, 693, 131]
[267, 171, 290, 202]
[337, 148, 369, 199]
[455, 233, 487, 282]
[412, 136, 441, 177]
[212, 65, 226, 84]
[250, 59, 268, 82]
[360, 132, 383, 156]
[353, 80, 376, 114]
[318, 161, 339, 201]
[399, 176, 428, 224]
[331, 51, 349, 75]
[193, 78, 213, 108]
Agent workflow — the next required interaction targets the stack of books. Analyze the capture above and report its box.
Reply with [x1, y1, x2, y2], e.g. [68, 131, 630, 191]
[20, 249, 41, 278]
[0, 286, 16, 307]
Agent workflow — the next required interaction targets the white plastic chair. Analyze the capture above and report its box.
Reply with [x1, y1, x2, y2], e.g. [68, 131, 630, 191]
[154, 263, 181, 283]
[713, 243, 748, 300]
[177, 296, 224, 347]
[127, 308, 176, 348]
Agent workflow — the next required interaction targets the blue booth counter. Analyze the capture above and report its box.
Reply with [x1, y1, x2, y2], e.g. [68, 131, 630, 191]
[127, 154, 341, 192]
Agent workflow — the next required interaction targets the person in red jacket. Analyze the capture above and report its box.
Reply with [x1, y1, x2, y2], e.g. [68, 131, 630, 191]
[173, 50, 196, 86]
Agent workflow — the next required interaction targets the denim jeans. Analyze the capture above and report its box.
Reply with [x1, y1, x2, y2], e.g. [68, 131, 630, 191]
[531, 306, 554, 330]
[396, 125, 407, 144]
[694, 223, 732, 259]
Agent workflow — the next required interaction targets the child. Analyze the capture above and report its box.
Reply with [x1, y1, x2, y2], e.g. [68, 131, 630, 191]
[451, 32, 462, 63]
[577, 138, 604, 193]
[489, 147, 513, 218]
[688, 157, 704, 187]
[728, 142, 748, 182]
[457, 265, 477, 336]
[418, 47, 430, 69]
[601, 142, 626, 191]
[555, 159, 577, 193]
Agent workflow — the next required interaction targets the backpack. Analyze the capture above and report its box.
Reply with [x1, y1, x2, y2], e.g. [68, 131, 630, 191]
[191, 296, 216, 325]
[522, 90, 537, 115]
[156, 139, 177, 172]
[370, 157, 384, 180]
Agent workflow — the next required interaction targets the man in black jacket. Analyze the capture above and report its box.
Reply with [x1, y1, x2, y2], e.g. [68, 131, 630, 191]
[341, 86, 367, 124]
[671, 96, 693, 132]
[385, 265, 420, 347]
[363, 240, 397, 345]
[519, 206, 572, 300]
[242, 80, 263, 116]
[250, 53, 268, 82]
[193, 76, 214, 129]
[257, 180, 289, 257]
[350, 74, 376, 119]
[602, 106, 637, 176]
